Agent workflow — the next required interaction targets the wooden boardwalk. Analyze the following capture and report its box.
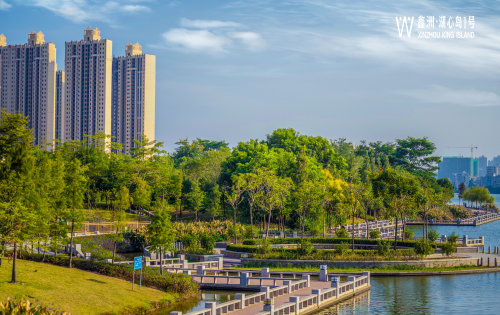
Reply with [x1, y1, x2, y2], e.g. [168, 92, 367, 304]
[172, 272, 371, 315]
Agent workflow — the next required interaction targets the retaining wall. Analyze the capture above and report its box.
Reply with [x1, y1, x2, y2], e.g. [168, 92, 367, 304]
[241, 257, 480, 268]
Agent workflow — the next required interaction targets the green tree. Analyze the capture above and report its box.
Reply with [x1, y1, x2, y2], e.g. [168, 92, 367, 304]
[225, 176, 245, 243]
[111, 186, 131, 263]
[371, 169, 419, 249]
[0, 111, 36, 283]
[187, 180, 205, 221]
[257, 170, 281, 239]
[294, 180, 322, 238]
[458, 182, 466, 205]
[64, 158, 87, 268]
[131, 174, 151, 210]
[240, 172, 262, 238]
[147, 201, 175, 275]
[391, 137, 440, 178]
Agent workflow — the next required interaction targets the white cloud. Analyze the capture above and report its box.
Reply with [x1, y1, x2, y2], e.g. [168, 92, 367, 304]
[14, 0, 151, 23]
[230, 32, 264, 50]
[0, 0, 11, 10]
[122, 4, 150, 13]
[163, 28, 230, 53]
[180, 18, 241, 29]
[160, 18, 264, 54]
[402, 85, 500, 107]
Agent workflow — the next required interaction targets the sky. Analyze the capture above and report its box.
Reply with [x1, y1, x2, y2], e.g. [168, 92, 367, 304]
[1, 0, 500, 158]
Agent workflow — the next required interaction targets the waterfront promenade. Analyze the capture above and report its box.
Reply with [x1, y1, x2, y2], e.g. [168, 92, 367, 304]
[172, 270, 371, 315]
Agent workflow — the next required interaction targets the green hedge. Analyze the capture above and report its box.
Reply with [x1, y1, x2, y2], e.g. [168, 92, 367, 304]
[227, 244, 416, 257]
[21, 253, 198, 295]
[226, 245, 416, 261]
[241, 238, 435, 248]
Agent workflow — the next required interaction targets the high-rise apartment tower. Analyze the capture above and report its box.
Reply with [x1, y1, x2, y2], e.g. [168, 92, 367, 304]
[64, 27, 112, 143]
[112, 43, 155, 154]
[0, 32, 57, 146]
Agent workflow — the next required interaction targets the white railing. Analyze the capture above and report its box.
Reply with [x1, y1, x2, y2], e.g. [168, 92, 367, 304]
[177, 273, 370, 315]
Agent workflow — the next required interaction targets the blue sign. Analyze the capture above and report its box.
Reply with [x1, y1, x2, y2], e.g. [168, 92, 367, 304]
[134, 256, 142, 270]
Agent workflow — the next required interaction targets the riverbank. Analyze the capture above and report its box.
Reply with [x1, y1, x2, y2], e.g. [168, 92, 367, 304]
[234, 264, 500, 276]
[0, 259, 176, 314]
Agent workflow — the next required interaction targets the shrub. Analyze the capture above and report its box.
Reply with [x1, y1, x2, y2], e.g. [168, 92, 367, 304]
[376, 240, 391, 255]
[181, 233, 199, 253]
[441, 242, 456, 256]
[200, 234, 216, 254]
[428, 230, 439, 242]
[240, 237, 431, 248]
[414, 239, 434, 256]
[404, 229, 414, 240]
[336, 228, 348, 238]
[448, 232, 460, 244]
[369, 229, 380, 239]
[257, 240, 272, 255]
[296, 239, 313, 257]
[0, 298, 65, 315]
[334, 242, 349, 256]
[21, 252, 198, 295]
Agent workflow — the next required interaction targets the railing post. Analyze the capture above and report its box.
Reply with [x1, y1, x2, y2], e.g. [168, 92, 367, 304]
[197, 265, 206, 276]
[331, 276, 339, 298]
[205, 301, 217, 315]
[218, 257, 224, 270]
[348, 276, 355, 291]
[362, 271, 371, 286]
[319, 265, 328, 282]
[290, 296, 300, 315]
[260, 286, 271, 299]
[261, 267, 270, 278]
[284, 280, 291, 293]
[183, 270, 191, 276]
[301, 274, 310, 287]
[312, 289, 322, 307]
[235, 293, 245, 309]
[240, 272, 249, 287]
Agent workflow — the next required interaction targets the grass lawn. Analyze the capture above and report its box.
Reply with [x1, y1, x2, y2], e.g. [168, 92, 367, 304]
[0, 259, 176, 314]
[236, 264, 490, 273]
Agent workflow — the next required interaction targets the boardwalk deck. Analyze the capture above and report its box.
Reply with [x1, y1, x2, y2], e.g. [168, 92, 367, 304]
[173, 272, 371, 315]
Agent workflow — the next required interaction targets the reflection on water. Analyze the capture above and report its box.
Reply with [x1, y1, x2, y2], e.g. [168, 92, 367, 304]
[153, 290, 239, 314]
[160, 273, 500, 315]
[314, 273, 500, 315]
[316, 291, 370, 315]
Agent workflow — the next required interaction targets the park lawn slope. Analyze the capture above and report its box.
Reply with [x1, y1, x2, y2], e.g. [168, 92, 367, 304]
[0, 259, 175, 314]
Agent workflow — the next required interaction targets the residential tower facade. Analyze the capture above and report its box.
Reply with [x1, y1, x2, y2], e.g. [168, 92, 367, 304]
[0, 31, 57, 146]
[112, 43, 155, 154]
[64, 27, 112, 143]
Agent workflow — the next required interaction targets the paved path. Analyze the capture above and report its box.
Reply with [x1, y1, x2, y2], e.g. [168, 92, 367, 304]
[231, 281, 333, 315]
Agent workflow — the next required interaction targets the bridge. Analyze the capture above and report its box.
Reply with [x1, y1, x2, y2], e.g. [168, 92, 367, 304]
[171, 267, 370, 315]
[407, 212, 500, 227]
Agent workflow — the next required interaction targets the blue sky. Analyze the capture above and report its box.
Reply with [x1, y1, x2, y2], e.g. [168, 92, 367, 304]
[1, 0, 500, 158]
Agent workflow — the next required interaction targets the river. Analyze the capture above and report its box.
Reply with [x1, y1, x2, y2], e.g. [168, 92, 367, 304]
[165, 194, 500, 315]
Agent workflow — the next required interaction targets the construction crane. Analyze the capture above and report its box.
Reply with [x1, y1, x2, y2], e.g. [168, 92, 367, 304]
[448, 145, 478, 158]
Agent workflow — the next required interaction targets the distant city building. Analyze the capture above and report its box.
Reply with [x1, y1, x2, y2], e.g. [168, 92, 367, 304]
[485, 166, 500, 188]
[112, 43, 155, 154]
[438, 156, 478, 188]
[477, 155, 488, 177]
[489, 155, 500, 167]
[55, 70, 64, 140]
[63, 27, 112, 143]
[0, 31, 57, 147]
